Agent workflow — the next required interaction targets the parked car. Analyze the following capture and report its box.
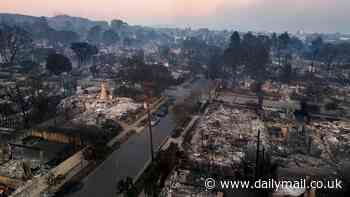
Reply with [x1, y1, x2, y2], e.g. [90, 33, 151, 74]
[151, 116, 160, 127]
[156, 110, 167, 117]
[160, 105, 169, 113]
[119, 112, 128, 120]
[156, 106, 168, 117]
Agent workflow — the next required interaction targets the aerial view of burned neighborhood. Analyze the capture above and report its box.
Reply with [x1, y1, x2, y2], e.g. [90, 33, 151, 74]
[0, 1, 350, 197]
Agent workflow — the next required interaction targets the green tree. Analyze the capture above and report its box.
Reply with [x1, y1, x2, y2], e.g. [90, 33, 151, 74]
[120, 55, 174, 95]
[241, 32, 271, 110]
[310, 36, 323, 71]
[242, 32, 270, 81]
[46, 53, 72, 75]
[281, 62, 293, 83]
[144, 168, 158, 197]
[116, 177, 136, 197]
[223, 31, 242, 85]
[278, 32, 291, 66]
[271, 32, 278, 50]
[319, 43, 339, 75]
[70, 42, 98, 67]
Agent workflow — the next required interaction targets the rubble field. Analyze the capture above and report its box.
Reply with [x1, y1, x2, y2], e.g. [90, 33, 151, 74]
[58, 84, 143, 126]
[186, 104, 268, 168]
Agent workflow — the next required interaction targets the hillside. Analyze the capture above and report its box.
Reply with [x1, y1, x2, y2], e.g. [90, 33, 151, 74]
[0, 13, 109, 33]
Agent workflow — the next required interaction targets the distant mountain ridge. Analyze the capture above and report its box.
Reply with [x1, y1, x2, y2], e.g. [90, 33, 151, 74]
[48, 14, 109, 32]
[0, 13, 110, 33]
[0, 13, 232, 50]
[0, 13, 38, 25]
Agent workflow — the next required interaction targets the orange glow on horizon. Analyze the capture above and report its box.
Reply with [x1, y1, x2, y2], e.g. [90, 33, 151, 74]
[0, 0, 255, 21]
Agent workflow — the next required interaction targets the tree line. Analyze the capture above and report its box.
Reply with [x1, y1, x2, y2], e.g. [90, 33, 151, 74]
[212, 31, 350, 83]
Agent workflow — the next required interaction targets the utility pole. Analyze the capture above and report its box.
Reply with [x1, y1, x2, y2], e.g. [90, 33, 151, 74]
[261, 146, 265, 176]
[255, 129, 261, 179]
[144, 82, 154, 162]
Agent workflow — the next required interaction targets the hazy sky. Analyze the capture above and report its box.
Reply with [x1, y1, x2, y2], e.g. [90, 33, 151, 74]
[1, 0, 349, 33]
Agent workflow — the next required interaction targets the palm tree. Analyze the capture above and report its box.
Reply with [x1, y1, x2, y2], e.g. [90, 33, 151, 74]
[117, 177, 136, 197]
[144, 172, 158, 197]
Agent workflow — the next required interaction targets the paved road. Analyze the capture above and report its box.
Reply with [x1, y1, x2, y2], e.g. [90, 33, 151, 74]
[68, 77, 209, 197]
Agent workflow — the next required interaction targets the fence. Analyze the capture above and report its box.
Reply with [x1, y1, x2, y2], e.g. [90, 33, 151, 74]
[0, 115, 23, 129]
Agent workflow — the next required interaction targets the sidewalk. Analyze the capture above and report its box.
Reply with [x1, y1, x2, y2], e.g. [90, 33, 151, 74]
[161, 115, 200, 151]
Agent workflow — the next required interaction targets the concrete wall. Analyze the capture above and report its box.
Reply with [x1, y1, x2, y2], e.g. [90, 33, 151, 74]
[51, 149, 84, 176]
[10, 148, 85, 197]
[30, 129, 82, 146]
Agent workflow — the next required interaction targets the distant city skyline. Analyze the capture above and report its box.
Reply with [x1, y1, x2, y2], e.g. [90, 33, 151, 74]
[1, 0, 350, 33]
